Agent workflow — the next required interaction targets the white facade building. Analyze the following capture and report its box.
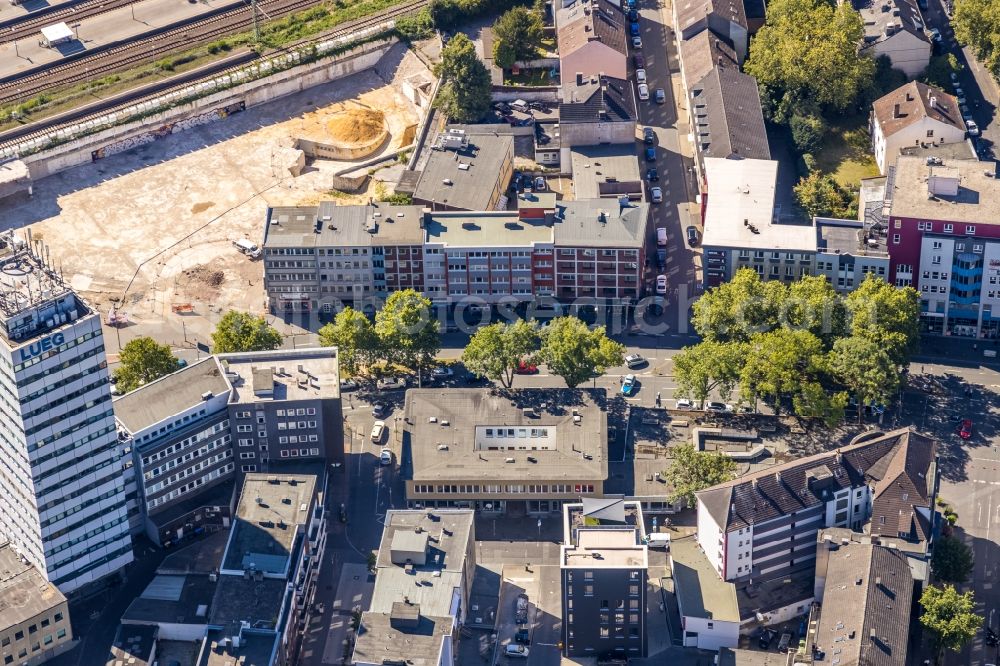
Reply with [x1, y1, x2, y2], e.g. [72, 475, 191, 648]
[0, 247, 132, 594]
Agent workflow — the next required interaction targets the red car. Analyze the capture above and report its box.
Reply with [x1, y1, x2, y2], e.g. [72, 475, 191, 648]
[515, 361, 538, 374]
[958, 419, 973, 439]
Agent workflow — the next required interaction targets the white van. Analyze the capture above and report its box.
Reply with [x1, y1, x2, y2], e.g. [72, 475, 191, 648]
[647, 533, 671, 549]
[657, 227, 667, 246]
[233, 238, 261, 258]
[510, 99, 530, 113]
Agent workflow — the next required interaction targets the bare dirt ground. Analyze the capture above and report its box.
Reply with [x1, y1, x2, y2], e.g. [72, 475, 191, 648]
[1, 43, 432, 355]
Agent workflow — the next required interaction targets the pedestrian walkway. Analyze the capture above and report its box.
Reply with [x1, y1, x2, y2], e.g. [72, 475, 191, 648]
[1, 0, 240, 80]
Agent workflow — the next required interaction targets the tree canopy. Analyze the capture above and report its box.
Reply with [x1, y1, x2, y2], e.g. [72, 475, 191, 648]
[672, 341, 746, 404]
[462, 320, 540, 388]
[746, 0, 874, 115]
[845, 275, 921, 365]
[952, 0, 1000, 78]
[434, 33, 492, 123]
[492, 7, 543, 69]
[113, 337, 178, 393]
[539, 317, 625, 388]
[829, 336, 899, 422]
[210, 311, 283, 353]
[318, 307, 379, 378]
[374, 289, 441, 373]
[931, 536, 975, 585]
[920, 585, 981, 660]
[665, 444, 737, 507]
[691, 268, 787, 343]
[794, 172, 857, 219]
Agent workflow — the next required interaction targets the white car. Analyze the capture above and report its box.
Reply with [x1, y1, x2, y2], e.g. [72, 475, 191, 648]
[705, 401, 733, 413]
[656, 274, 667, 295]
[967, 119, 980, 136]
[371, 421, 386, 442]
[637, 83, 650, 100]
[650, 186, 663, 203]
[340, 378, 359, 391]
[377, 376, 406, 390]
[505, 644, 529, 659]
[624, 353, 646, 368]
[632, 35, 642, 48]
[431, 367, 454, 378]
[675, 398, 696, 410]
[379, 448, 393, 465]
[635, 68, 647, 84]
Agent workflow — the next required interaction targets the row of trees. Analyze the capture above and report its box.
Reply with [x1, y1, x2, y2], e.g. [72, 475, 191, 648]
[952, 0, 1000, 79]
[673, 270, 920, 423]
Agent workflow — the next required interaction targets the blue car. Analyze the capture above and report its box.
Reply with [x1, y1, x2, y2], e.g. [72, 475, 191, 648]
[645, 147, 656, 162]
[630, 22, 640, 36]
[621, 374, 638, 396]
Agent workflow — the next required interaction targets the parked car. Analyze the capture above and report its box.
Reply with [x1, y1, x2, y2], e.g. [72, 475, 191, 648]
[515, 593, 529, 624]
[534, 176, 546, 191]
[625, 353, 647, 368]
[621, 374, 638, 396]
[758, 628, 778, 649]
[643, 126, 656, 144]
[510, 99, 530, 112]
[379, 448, 393, 465]
[655, 274, 667, 294]
[777, 632, 792, 652]
[950, 71, 960, 84]
[511, 173, 523, 192]
[645, 146, 656, 162]
[371, 421, 386, 442]
[340, 378, 359, 391]
[928, 27, 942, 42]
[528, 101, 549, 112]
[675, 398, 696, 410]
[686, 226, 699, 246]
[705, 401, 733, 413]
[464, 371, 488, 385]
[967, 119, 980, 136]
[646, 167, 659, 181]
[628, 7, 639, 20]
[635, 68, 647, 84]
[654, 88, 666, 104]
[656, 248, 666, 269]
[514, 628, 531, 644]
[505, 644, 529, 659]
[637, 83, 650, 100]
[650, 186, 663, 203]
[632, 35, 642, 48]
[372, 403, 389, 418]
[657, 227, 667, 246]
[630, 21, 641, 36]
[959, 418, 973, 439]
[516, 361, 538, 374]
[431, 366, 454, 378]
[633, 53, 645, 68]
[377, 376, 406, 390]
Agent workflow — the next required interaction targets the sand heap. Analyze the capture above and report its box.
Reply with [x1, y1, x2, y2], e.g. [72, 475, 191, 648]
[327, 108, 386, 147]
[294, 103, 390, 160]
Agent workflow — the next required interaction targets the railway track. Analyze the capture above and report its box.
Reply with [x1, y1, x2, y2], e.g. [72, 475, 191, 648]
[0, 0, 426, 151]
[0, 0, 138, 45]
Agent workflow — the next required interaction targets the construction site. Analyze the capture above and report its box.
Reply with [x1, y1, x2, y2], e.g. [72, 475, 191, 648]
[0, 41, 435, 356]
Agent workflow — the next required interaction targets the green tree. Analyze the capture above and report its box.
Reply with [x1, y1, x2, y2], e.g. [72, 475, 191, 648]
[691, 268, 787, 343]
[374, 289, 441, 374]
[866, 54, 908, 104]
[740, 328, 825, 414]
[952, 0, 1000, 77]
[845, 275, 920, 366]
[746, 0, 874, 113]
[318, 307, 379, 378]
[428, 0, 462, 29]
[794, 172, 856, 219]
[931, 536, 975, 585]
[829, 336, 900, 422]
[112, 337, 179, 393]
[462, 320, 540, 388]
[920, 585, 981, 663]
[672, 341, 747, 404]
[434, 33, 492, 123]
[785, 275, 849, 346]
[789, 113, 826, 153]
[792, 381, 848, 427]
[538, 316, 625, 388]
[924, 53, 964, 91]
[211, 310, 282, 353]
[492, 7, 544, 69]
[664, 444, 737, 507]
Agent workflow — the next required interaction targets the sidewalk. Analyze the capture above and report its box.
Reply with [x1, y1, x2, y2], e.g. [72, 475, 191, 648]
[913, 335, 1000, 368]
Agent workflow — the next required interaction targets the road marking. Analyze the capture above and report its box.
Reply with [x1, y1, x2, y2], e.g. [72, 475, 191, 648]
[988, 495, 993, 543]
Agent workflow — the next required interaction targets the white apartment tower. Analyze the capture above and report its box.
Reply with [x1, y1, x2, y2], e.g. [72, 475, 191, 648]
[0, 244, 133, 594]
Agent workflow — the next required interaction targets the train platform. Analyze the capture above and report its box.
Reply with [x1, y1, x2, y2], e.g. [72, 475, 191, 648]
[0, 0, 241, 83]
[0, 0, 76, 25]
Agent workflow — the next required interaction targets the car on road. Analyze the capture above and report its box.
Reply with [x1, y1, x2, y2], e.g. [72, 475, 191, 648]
[515, 593, 529, 624]
[377, 376, 406, 390]
[625, 353, 647, 368]
[656, 248, 666, 270]
[622, 374, 638, 396]
[928, 27, 941, 42]
[340, 378, 359, 391]
[514, 628, 531, 644]
[956, 93, 967, 105]
[505, 644, 529, 659]
[951, 71, 959, 84]
[675, 398, 697, 410]
[705, 401, 733, 413]
[628, 7, 639, 20]
[686, 226, 699, 246]
[967, 119, 980, 136]
[645, 146, 656, 162]
[638, 83, 650, 100]
[654, 88, 666, 104]
[632, 35, 642, 48]
[431, 366, 454, 378]
[371, 421, 386, 442]
[379, 448, 393, 465]
[630, 21, 641, 36]
[656, 274, 667, 294]
[633, 53, 645, 68]
[516, 361, 538, 374]
[463, 371, 488, 384]
[372, 403, 389, 418]
[534, 176, 546, 191]
[635, 68, 647, 84]
[650, 186, 663, 203]
[643, 126, 656, 144]
[758, 628, 777, 649]
[646, 167, 659, 181]
[958, 418, 973, 439]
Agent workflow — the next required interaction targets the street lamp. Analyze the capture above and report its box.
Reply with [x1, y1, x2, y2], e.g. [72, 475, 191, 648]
[537, 517, 542, 538]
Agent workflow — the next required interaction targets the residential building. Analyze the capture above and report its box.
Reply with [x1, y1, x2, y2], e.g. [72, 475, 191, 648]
[561, 499, 648, 659]
[219, 348, 342, 471]
[674, 0, 749, 60]
[352, 509, 476, 666]
[560, 74, 638, 147]
[695, 429, 936, 585]
[880, 157, 1000, 336]
[856, 0, 931, 78]
[871, 81, 968, 173]
[0, 244, 132, 594]
[570, 145, 644, 201]
[670, 535, 739, 651]
[814, 218, 891, 291]
[806, 528, 917, 665]
[556, 0, 628, 80]
[114, 357, 235, 546]
[412, 131, 514, 212]
[403, 389, 609, 515]
[0, 542, 73, 666]
[717, 647, 789, 665]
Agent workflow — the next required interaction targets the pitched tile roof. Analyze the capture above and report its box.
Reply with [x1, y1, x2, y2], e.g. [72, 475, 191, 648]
[676, 0, 748, 34]
[558, 0, 628, 58]
[678, 29, 739, 91]
[856, 0, 928, 46]
[690, 65, 770, 161]
[696, 429, 936, 534]
[560, 75, 637, 124]
[873, 81, 965, 137]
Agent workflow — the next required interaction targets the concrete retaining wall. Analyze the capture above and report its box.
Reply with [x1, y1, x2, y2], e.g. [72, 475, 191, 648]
[491, 88, 560, 102]
[22, 39, 396, 180]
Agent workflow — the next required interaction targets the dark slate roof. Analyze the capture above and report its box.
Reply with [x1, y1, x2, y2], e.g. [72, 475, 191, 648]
[558, 0, 628, 59]
[676, 0, 748, 34]
[678, 29, 739, 91]
[560, 75, 637, 124]
[696, 429, 936, 535]
[690, 65, 770, 161]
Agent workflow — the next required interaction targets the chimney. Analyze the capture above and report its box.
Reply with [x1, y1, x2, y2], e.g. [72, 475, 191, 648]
[893, 103, 901, 118]
[576, 72, 584, 85]
[929, 96, 937, 109]
[421, 207, 431, 228]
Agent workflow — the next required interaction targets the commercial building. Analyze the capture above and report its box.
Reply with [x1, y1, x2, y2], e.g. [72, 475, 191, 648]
[0, 543, 73, 666]
[0, 243, 132, 594]
[695, 428, 937, 585]
[559, 74, 638, 148]
[561, 499, 648, 659]
[412, 131, 514, 212]
[670, 535, 739, 651]
[352, 509, 476, 666]
[570, 145, 644, 201]
[403, 389, 609, 514]
[813, 218, 891, 290]
[114, 357, 235, 546]
[876, 156, 1000, 337]
[871, 81, 968, 173]
[856, 0, 931, 78]
[556, 0, 628, 80]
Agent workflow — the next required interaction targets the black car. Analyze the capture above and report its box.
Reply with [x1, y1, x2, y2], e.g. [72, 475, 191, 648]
[686, 226, 699, 246]
[656, 248, 666, 270]
[758, 628, 777, 650]
[515, 629, 531, 644]
[628, 8, 639, 20]
[633, 53, 645, 68]
[463, 371, 488, 385]
[643, 127, 656, 144]
[646, 168, 659, 181]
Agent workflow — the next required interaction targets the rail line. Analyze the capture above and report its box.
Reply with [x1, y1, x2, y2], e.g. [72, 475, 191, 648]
[0, 0, 426, 150]
[0, 0, 139, 45]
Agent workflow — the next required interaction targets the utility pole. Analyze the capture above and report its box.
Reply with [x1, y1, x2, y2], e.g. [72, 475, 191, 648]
[251, 0, 261, 43]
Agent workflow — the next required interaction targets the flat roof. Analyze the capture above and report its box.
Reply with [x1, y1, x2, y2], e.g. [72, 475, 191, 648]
[701, 158, 815, 251]
[220, 348, 339, 404]
[718, 647, 790, 665]
[106, 625, 157, 666]
[816, 218, 888, 257]
[0, 544, 66, 630]
[263, 203, 425, 249]
[221, 473, 317, 573]
[200, 627, 277, 666]
[404, 389, 609, 483]
[670, 536, 740, 623]
[413, 134, 513, 211]
[114, 357, 230, 434]
[570, 145, 642, 201]
[888, 156, 1000, 224]
[353, 611, 451, 666]
[563, 528, 648, 568]
[208, 576, 287, 629]
[155, 639, 202, 666]
[424, 212, 553, 247]
[40, 22, 73, 42]
[157, 529, 230, 575]
[122, 573, 216, 626]
[370, 568, 465, 617]
[375, 509, 475, 572]
[554, 199, 648, 247]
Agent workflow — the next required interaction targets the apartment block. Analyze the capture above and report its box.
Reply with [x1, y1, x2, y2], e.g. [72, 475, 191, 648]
[352, 509, 476, 666]
[0, 543, 73, 666]
[670, 535, 739, 651]
[870, 81, 968, 174]
[411, 132, 514, 212]
[561, 499, 648, 659]
[856, 0, 930, 78]
[0, 244, 132, 594]
[403, 388, 609, 515]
